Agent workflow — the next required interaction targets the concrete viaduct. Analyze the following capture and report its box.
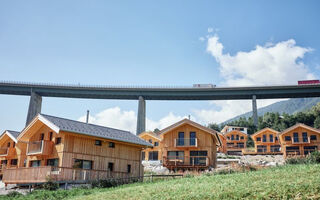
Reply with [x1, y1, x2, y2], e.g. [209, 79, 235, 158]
[1, 81, 320, 134]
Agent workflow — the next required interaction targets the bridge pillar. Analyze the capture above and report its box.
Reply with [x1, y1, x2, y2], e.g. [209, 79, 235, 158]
[136, 96, 146, 135]
[252, 95, 258, 128]
[26, 91, 42, 126]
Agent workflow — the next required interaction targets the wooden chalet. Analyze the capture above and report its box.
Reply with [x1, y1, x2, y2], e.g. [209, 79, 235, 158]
[249, 128, 281, 155]
[217, 133, 227, 154]
[0, 130, 20, 179]
[139, 119, 221, 170]
[278, 123, 320, 157]
[2, 114, 151, 185]
[139, 132, 161, 161]
[223, 130, 248, 155]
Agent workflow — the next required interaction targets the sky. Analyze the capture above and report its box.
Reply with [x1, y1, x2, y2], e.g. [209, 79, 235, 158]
[1, 0, 320, 134]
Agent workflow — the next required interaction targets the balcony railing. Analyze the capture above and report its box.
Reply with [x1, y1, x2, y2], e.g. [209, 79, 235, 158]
[174, 138, 198, 147]
[0, 147, 16, 157]
[2, 166, 131, 184]
[292, 137, 310, 144]
[227, 143, 245, 149]
[163, 156, 209, 167]
[27, 140, 53, 155]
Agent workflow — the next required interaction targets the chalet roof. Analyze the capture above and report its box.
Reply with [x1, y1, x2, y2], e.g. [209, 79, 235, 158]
[223, 129, 248, 136]
[279, 123, 320, 136]
[0, 130, 20, 143]
[251, 127, 279, 138]
[19, 114, 152, 147]
[221, 125, 247, 133]
[139, 131, 161, 140]
[157, 118, 221, 146]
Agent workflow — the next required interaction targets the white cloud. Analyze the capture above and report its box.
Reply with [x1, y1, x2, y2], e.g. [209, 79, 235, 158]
[207, 27, 214, 33]
[193, 34, 315, 124]
[78, 107, 187, 134]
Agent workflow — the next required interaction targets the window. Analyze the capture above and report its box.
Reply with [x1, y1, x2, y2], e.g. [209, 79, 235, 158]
[127, 164, 131, 173]
[148, 151, 159, 160]
[240, 136, 244, 140]
[237, 143, 244, 148]
[73, 159, 93, 170]
[293, 132, 299, 143]
[302, 132, 308, 142]
[285, 136, 291, 141]
[1, 160, 7, 165]
[190, 132, 196, 146]
[154, 142, 159, 146]
[270, 145, 281, 152]
[275, 136, 278, 141]
[47, 158, 59, 167]
[141, 152, 145, 160]
[40, 133, 44, 140]
[227, 136, 230, 140]
[310, 135, 317, 140]
[231, 135, 234, 140]
[269, 135, 273, 142]
[257, 145, 267, 153]
[256, 137, 261, 141]
[13, 142, 15, 148]
[23, 159, 27, 167]
[30, 160, 41, 167]
[236, 135, 239, 140]
[148, 139, 152, 144]
[240, 128, 244, 131]
[95, 140, 102, 146]
[109, 142, 115, 148]
[10, 159, 18, 166]
[108, 162, 114, 172]
[286, 146, 300, 155]
[49, 132, 53, 141]
[55, 137, 62, 145]
[178, 132, 184, 146]
[167, 151, 184, 160]
[263, 135, 267, 142]
[7, 142, 10, 148]
[304, 146, 317, 155]
[190, 151, 208, 165]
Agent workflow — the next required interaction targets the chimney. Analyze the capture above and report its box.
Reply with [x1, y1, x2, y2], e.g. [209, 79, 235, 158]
[86, 110, 89, 124]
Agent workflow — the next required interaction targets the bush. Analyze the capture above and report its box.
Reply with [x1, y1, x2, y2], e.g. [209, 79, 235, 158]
[285, 157, 308, 165]
[91, 179, 121, 188]
[6, 191, 22, 198]
[43, 179, 59, 191]
[307, 151, 320, 163]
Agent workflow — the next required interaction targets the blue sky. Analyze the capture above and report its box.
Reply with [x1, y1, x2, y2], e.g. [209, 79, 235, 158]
[1, 1, 320, 133]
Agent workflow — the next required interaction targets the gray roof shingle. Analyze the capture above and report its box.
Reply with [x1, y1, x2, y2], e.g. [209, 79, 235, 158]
[40, 114, 152, 147]
[6, 130, 20, 139]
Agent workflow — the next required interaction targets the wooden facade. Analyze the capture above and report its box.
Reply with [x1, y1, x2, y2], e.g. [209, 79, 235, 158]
[278, 123, 320, 157]
[2, 115, 150, 184]
[0, 131, 19, 178]
[139, 132, 161, 161]
[250, 128, 281, 155]
[224, 130, 248, 155]
[217, 133, 227, 154]
[139, 119, 221, 170]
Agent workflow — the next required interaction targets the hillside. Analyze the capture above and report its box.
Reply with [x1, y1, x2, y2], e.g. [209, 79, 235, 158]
[1, 164, 318, 200]
[223, 97, 320, 124]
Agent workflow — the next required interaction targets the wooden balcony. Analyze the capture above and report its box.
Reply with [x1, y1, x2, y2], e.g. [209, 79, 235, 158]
[0, 147, 16, 157]
[227, 143, 245, 149]
[27, 140, 54, 156]
[174, 138, 198, 147]
[2, 166, 131, 184]
[163, 156, 209, 168]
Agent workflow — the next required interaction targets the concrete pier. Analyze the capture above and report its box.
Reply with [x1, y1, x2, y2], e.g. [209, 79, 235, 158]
[252, 95, 258, 127]
[26, 91, 42, 126]
[136, 96, 146, 135]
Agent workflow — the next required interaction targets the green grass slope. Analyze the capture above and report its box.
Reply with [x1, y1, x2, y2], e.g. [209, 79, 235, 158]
[1, 164, 319, 200]
[75, 164, 320, 200]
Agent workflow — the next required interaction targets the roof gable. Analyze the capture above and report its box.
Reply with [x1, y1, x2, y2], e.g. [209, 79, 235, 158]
[158, 119, 221, 146]
[279, 123, 320, 136]
[223, 130, 248, 137]
[139, 132, 160, 141]
[0, 130, 20, 143]
[252, 128, 279, 138]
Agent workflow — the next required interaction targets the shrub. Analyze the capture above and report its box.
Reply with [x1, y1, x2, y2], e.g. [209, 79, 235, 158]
[6, 191, 22, 198]
[307, 151, 320, 163]
[43, 179, 59, 191]
[286, 157, 308, 165]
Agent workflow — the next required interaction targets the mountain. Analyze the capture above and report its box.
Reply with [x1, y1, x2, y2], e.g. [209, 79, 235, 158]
[223, 97, 320, 124]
